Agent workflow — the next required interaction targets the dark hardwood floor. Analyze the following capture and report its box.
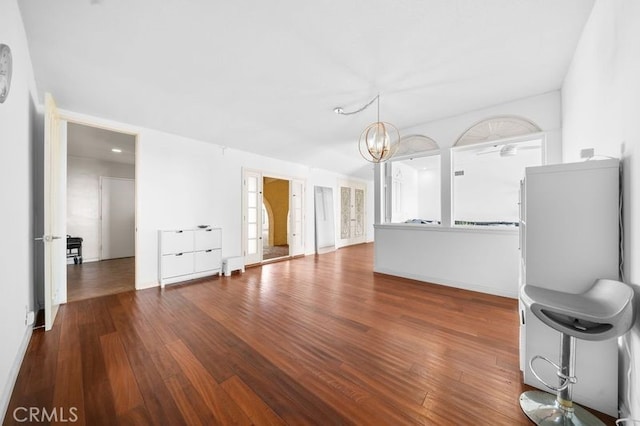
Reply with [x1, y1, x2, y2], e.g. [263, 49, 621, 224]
[67, 257, 135, 302]
[5, 244, 615, 425]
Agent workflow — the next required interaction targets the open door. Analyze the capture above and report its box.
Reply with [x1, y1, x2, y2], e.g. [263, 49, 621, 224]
[42, 93, 66, 331]
[243, 170, 263, 265]
[289, 179, 304, 256]
[243, 170, 306, 263]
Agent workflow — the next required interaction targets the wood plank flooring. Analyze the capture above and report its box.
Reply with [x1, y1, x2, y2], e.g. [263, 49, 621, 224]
[67, 257, 135, 302]
[5, 243, 615, 425]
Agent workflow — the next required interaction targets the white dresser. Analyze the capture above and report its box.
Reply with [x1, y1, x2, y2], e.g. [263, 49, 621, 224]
[158, 227, 222, 287]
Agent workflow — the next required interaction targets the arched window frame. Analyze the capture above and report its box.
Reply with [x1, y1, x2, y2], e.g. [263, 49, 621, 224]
[451, 116, 547, 227]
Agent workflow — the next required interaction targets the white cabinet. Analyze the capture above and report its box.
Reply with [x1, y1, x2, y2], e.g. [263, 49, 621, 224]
[194, 228, 222, 274]
[159, 227, 222, 287]
[519, 159, 619, 417]
[160, 230, 194, 255]
[162, 252, 195, 279]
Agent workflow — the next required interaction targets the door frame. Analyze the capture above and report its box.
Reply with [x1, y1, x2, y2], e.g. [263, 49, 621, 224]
[337, 179, 367, 248]
[42, 93, 65, 331]
[242, 169, 263, 265]
[242, 168, 306, 265]
[55, 110, 140, 295]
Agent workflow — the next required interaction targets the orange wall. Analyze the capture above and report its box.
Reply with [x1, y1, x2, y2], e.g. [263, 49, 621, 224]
[263, 178, 289, 246]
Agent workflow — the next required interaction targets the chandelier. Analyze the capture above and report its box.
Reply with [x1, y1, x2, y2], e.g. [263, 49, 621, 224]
[334, 94, 400, 163]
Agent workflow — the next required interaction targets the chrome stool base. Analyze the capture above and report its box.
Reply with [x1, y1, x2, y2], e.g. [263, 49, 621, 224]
[519, 391, 604, 426]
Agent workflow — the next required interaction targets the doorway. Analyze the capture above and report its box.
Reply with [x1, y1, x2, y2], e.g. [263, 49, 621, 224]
[263, 177, 290, 260]
[66, 122, 136, 302]
[243, 170, 305, 265]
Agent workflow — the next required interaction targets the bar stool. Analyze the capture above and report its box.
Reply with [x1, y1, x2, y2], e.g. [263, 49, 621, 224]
[519, 278, 635, 426]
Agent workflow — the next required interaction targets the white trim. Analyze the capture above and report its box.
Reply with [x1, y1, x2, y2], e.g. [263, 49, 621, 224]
[375, 223, 518, 235]
[0, 326, 33, 423]
[451, 131, 547, 156]
[242, 168, 308, 264]
[61, 113, 140, 291]
[453, 115, 542, 147]
[337, 179, 367, 247]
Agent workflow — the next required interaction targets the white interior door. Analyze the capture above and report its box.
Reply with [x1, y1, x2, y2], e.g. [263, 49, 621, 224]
[43, 93, 66, 331]
[101, 177, 135, 260]
[289, 179, 304, 256]
[339, 181, 366, 247]
[243, 170, 263, 265]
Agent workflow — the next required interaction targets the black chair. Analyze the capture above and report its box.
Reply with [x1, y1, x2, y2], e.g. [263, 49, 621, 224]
[66, 235, 83, 264]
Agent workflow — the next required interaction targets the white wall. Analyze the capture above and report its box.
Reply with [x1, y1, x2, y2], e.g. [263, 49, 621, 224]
[375, 226, 519, 297]
[57, 110, 375, 290]
[67, 156, 135, 262]
[138, 132, 374, 287]
[402, 91, 563, 227]
[390, 161, 418, 223]
[561, 0, 640, 417]
[312, 168, 374, 250]
[0, 0, 38, 420]
[375, 92, 562, 298]
[453, 140, 543, 223]
[418, 167, 441, 222]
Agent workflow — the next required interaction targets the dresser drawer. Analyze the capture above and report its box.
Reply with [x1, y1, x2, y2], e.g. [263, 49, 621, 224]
[195, 249, 221, 273]
[195, 228, 221, 251]
[160, 230, 194, 255]
[161, 252, 194, 278]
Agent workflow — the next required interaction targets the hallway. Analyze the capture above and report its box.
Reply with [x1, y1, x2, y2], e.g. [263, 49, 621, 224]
[67, 257, 134, 302]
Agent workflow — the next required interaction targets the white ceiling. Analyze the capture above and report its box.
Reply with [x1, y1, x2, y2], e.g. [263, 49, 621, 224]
[18, 0, 595, 179]
[67, 122, 136, 165]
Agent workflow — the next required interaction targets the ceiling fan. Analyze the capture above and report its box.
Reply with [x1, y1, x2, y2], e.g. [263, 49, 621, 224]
[476, 143, 540, 157]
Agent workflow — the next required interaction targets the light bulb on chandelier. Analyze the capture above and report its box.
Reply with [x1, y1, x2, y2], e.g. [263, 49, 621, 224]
[334, 94, 400, 163]
[359, 120, 400, 163]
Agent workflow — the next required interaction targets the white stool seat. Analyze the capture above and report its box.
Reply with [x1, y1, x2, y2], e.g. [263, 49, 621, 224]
[519, 279, 635, 425]
[521, 278, 635, 341]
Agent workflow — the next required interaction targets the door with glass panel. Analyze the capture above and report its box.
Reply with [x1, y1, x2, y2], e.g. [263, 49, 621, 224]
[243, 170, 263, 265]
[289, 179, 304, 256]
[243, 170, 306, 264]
[339, 181, 366, 246]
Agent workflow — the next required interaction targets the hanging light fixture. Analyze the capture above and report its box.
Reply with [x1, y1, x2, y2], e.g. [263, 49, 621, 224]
[334, 94, 400, 163]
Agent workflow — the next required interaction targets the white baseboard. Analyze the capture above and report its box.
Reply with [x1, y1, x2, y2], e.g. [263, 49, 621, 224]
[0, 326, 33, 423]
[136, 281, 159, 290]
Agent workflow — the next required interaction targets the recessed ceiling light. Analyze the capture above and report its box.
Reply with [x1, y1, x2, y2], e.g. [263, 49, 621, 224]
[111, 148, 122, 153]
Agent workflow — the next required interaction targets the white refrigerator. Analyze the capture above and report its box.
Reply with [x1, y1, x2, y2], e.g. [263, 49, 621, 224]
[519, 159, 620, 417]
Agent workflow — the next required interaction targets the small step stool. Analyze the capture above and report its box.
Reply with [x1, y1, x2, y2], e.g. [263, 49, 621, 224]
[222, 256, 245, 277]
